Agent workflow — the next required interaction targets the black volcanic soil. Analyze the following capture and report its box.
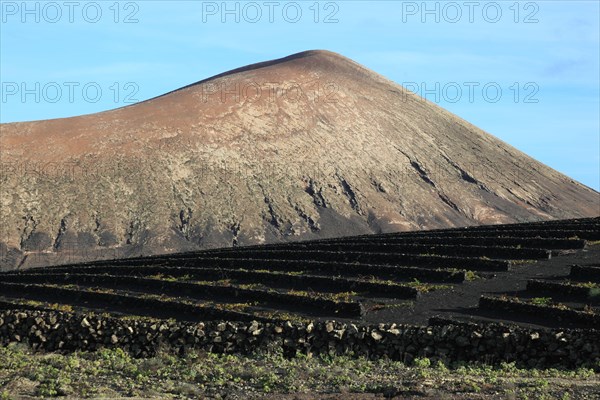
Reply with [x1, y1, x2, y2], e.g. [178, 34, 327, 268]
[1, 217, 598, 332]
[364, 244, 600, 328]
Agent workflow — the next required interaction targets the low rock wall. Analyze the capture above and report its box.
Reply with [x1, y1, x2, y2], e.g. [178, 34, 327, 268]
[1, 309, 598, 369]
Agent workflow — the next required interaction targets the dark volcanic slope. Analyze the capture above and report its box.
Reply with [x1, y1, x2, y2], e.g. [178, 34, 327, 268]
[0, 217, 598, 330]
[1, 50, 598, 270]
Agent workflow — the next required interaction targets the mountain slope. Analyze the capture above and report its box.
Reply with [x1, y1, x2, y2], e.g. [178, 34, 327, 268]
[1, 50, 598, 270]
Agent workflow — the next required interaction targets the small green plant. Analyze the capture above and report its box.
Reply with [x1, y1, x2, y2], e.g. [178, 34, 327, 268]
[531, 297, 552, 306]
[534, 378, 550, 389]
[464, 378, 482, 393]
[465, 271, 479, 281]
[435, 360, 449, 372]
[573, 281, 599, 289]
[413, 357, 431, 368]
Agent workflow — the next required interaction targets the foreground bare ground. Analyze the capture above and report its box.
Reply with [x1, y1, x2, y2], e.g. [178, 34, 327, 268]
[1, 344, 599, 399]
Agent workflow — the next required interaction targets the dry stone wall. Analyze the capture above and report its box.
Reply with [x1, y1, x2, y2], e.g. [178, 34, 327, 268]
[1, 309, 599, 370]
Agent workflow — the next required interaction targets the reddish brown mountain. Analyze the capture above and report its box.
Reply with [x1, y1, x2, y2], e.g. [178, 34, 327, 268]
[1, 50, 598, 270]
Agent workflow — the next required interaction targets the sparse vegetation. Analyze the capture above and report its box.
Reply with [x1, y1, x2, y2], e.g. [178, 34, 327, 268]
[531, 297, 553, 306]
[465, 270, 480, 281]
[286, 289, 358, 303]
[0, 345, 597, 398]
[191, 278, 232, 286]
[405, 278, 452, 292]
[572, 281, 599, 289]
[512, 259, 537, 265]
[213, 302, 257, 312]
[372, 301, 414, 310]
[497, 295, 571, 310]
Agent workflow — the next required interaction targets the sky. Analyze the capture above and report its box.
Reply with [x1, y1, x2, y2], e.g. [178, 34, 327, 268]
[1, 0, 599, 190]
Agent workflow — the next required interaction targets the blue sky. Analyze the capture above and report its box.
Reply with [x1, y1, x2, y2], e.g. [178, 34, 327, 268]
[1, 0, 599, 190]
